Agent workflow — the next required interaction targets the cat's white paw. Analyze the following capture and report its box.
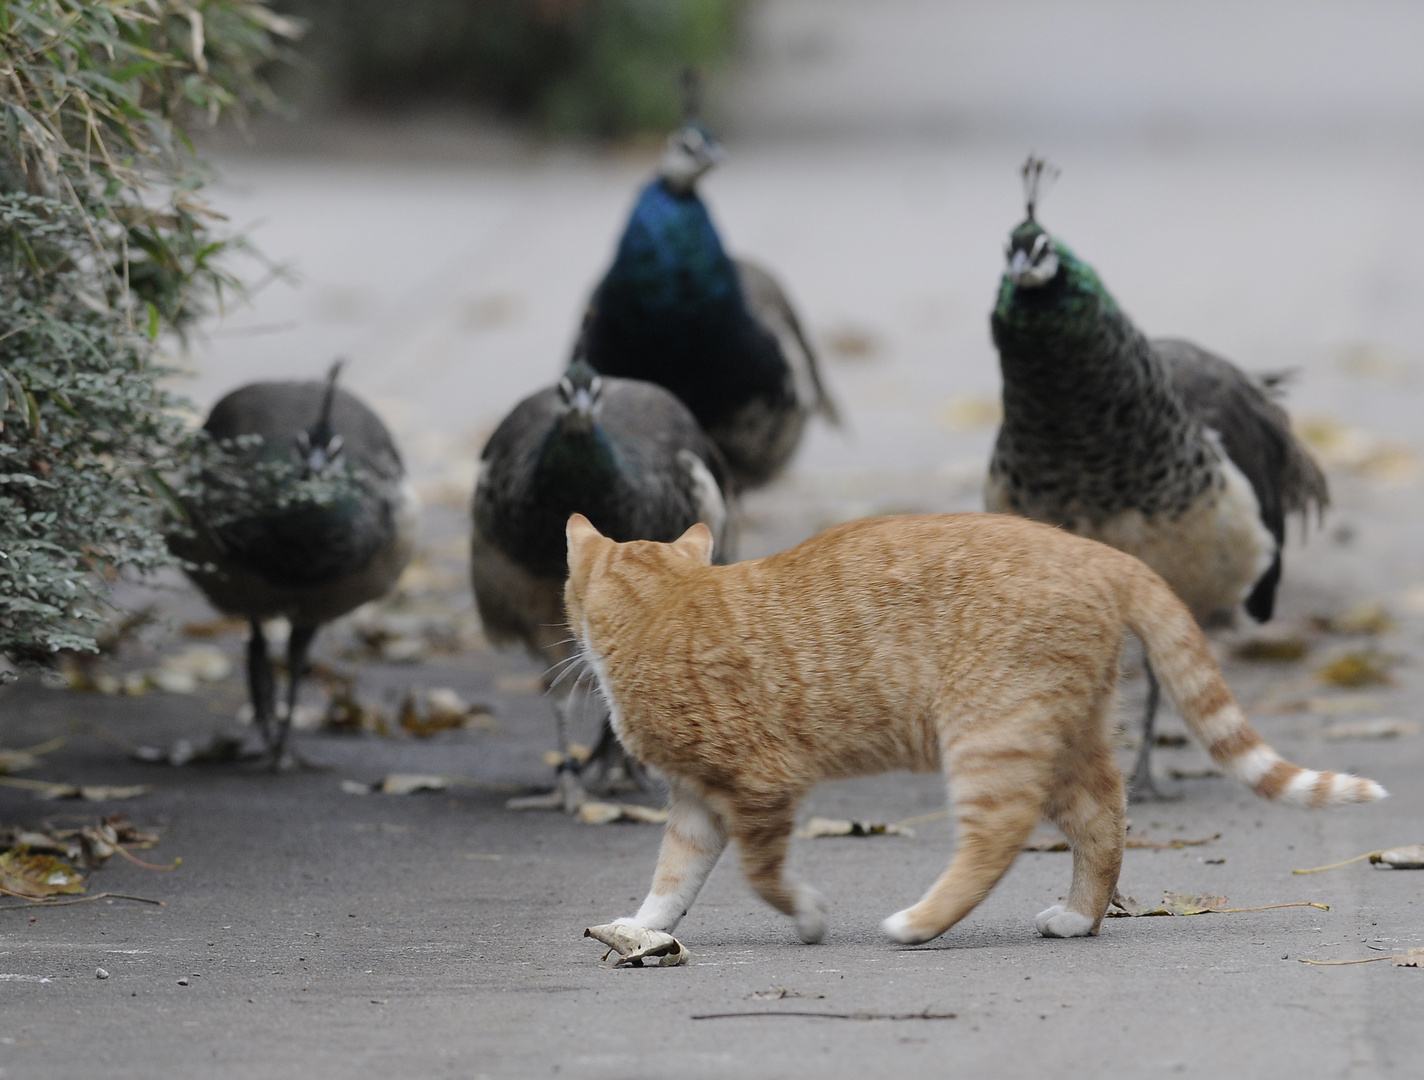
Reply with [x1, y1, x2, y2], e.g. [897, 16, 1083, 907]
[610, 916, 640, 928]
[881, 908, 928, 945]
[794, 885, 828, 944]
[1035, 905, 1096, 938]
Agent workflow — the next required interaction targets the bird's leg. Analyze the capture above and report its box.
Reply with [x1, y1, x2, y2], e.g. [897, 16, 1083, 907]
[247, 620, 276, 751]
[269, 623, 318, 772]
[1128, 662, 1177, 802]
[583, 717, 654, 795]
[507, 691, 589, 812]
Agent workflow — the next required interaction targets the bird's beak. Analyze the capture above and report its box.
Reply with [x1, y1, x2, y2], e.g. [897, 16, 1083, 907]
[1006, 245, 1059, 288]
[561, 388, 598, 435]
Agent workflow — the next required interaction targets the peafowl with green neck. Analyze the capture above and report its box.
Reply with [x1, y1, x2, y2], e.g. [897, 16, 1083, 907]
[988, 158, 1328, 800]
[472, 360, 733, 811]
[576, 81, 838, 491]
[170, 362, 420, 768]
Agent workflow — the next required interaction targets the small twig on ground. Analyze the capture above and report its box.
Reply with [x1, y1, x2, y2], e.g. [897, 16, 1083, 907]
[1298, 956, 1392, 966]
[111, 845, 181, 872]
[691, 1009, 957, 1021]
[0, 891, 164, 910]
[1293, 852, 1381, 874]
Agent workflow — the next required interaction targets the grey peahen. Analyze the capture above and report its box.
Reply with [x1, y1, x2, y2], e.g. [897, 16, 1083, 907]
[170, 362, 420, 768]
[988, 158, 1329, 800]
[471, 360, 732, 811]
[575, 105, 838, 491]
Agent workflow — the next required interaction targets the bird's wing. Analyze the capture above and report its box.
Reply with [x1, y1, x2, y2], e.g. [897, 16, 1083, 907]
[735, 259, 842, 426]
[598, 377, 738, 562]
[1155, 338, 1329, 545]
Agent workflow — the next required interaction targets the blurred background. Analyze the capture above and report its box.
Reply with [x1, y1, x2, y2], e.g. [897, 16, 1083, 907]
[186, 0, 1424, 569]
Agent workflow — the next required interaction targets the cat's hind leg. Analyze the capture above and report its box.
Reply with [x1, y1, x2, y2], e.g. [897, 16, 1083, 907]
[617, 780, 727, 933]
[1037, 741, 1125, 938]
[882, 738, 1046, 945]
[730, 799, 827, 944]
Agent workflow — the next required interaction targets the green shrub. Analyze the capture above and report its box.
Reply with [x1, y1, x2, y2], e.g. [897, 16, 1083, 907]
[0, 1, 300, 667]
[276, 0, 745, 136]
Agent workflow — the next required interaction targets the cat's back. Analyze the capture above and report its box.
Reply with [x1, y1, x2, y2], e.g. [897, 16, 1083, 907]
[751, 513, 1135, 608]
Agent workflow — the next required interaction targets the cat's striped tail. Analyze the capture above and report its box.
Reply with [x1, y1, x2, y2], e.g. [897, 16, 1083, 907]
[1126, 568, 1386, 808]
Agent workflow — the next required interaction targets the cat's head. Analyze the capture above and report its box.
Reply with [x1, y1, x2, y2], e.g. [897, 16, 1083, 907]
[564, 513, 714, 633]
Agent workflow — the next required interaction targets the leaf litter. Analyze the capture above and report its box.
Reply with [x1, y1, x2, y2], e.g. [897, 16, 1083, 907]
[796, 816, 916, 839]
[1107, 889, 1328, 918]
[1299, 947, 1424, 968]
[397, 686, 496, 738]
[0, 776, 151, 801]
[341, 773, 518, 796]
[0, 737, 65, 774]
[0, 814, 174, 906]
[584, 923, 689, 967]
[1321, 718, 1418, 740]
[575, 802, 670, 825]
[1316, 651, 1395, 689]
[1293, 845, 1424, 873]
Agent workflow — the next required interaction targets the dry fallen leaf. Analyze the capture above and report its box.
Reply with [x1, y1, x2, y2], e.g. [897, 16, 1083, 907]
[1126, 833, 1221, 851]
[0, 737, 64, 775]
[1322, 718, 1418, 741]
[1110, 891, 1229, 917]
[584, 923, 689, 967]
[1371, 845, 1424, 869]
[1295, 416, 1422, 482]
[1391, 948, 1424, 968]
[0, 847, 87, 898]
[1315, 603, 1396, 636]
[1109, 889, 1328, 917]
[796, 816, 914, 839]
[575, 802, 670, 826]
[1316, 652, 1394, 689]
[397, 686, 495, 738]
[378, 774, 449, 795]
[0, 777, 151, 801]
[1233, 636, 1309, 663]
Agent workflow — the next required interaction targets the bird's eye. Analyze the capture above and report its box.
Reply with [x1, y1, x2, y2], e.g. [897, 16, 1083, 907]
[558, 377, 574, 402]
[1030, 233, 1050, 261]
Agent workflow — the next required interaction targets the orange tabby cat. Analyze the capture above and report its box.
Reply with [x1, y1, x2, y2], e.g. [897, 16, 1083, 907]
[564, 511, 1384, 945]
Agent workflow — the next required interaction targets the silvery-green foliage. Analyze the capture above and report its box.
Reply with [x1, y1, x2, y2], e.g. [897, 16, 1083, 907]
[0, 2, 301, 669]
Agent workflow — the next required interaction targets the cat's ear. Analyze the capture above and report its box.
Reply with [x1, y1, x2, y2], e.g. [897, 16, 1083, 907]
[671, 522, 715, 565]
[566, 513, 602, 556]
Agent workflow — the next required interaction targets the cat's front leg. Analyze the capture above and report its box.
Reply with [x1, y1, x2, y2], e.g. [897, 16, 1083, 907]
[615, 782, 727, 932]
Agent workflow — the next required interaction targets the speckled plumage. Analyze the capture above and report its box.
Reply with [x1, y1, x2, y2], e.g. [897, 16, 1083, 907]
[172, 372, 419, 766]
[578, 172, 836, 489]
[988, 205, 1328, 799]
[989, 220, 1326, 622]
[471, 363, 733, 808]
